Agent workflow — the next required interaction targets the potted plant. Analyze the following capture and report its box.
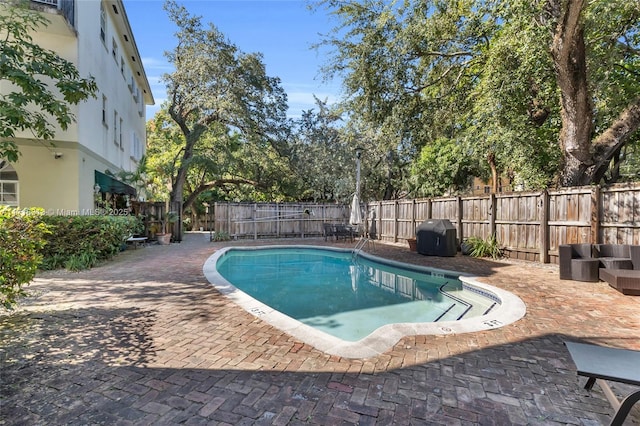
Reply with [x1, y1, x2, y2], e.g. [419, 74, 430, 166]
[156, 211, 179, 245]
[407, 237, 417, 252]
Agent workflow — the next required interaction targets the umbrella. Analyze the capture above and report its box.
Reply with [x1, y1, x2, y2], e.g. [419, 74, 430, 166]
[350, 193, 362, 225]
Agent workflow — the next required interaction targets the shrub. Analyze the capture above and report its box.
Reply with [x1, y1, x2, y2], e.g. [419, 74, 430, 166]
[465, 234, 503, 259]
[40, 215, 142, 271]
[0, 207, 51, 308]
[211, 231, 231, 242]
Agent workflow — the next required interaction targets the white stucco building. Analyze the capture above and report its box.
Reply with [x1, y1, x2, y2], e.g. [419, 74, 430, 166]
[0, 0, 153, 212]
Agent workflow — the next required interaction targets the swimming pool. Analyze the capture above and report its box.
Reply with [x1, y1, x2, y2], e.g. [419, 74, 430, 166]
[203, 246, 526, 358]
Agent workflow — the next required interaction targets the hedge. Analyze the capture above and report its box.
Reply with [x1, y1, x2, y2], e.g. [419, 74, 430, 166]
[39, 215, 143, 271]
[0, 207, 51, 308]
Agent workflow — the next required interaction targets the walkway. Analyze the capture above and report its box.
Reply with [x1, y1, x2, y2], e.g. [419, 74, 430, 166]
[1, 233, 639, 425]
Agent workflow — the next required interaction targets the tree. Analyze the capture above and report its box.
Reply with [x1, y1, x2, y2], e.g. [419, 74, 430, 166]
[288, 98, 353, 202]
[548, 0, 640, 185]
[410, 138, 481, 197]
[314, 0, 499, 195]
[314, 0, 640, 190]
[161, 1, 289, 212]
[0, 1, 97, 162]
[146, 105, 295, 214]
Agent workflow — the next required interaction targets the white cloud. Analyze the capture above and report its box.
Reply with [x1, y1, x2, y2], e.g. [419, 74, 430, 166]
[141, 57, 173, 72]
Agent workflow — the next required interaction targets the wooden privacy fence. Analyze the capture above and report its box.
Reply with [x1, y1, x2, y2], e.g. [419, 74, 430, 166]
[209, 183, 639, 264]
[212, 202, 352, 239]
[366, 183, 640, 264]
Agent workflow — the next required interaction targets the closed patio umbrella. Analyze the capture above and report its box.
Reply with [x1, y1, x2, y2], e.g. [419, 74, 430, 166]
[350, 193, 362, 225]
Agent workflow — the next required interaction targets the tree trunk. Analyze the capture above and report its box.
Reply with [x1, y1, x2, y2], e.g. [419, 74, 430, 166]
[168, 115, 207, 212]
[487, 152, 498, 194]
[550, 0, 594, 187]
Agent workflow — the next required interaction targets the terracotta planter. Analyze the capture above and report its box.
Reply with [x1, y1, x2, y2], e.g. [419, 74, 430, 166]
[407, 238, 417, 252]
[157, 233, 171, 245]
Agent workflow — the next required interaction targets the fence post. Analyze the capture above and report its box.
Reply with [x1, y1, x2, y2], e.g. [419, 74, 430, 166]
[300, 203, 305, 238]
[427, 198, 432, 219]
[394, 200, 399, 242]
[253, 203, 257, 240]
[377, 201, 382, 240]
[591, 185, 600, 244]
[489, 193, 496, 238]
[411, 199, 416, 234]
[539, 190, 550, 263]
[457, 196, 464, 243]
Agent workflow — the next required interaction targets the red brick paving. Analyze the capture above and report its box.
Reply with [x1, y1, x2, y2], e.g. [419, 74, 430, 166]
[1, 232, 639, 425]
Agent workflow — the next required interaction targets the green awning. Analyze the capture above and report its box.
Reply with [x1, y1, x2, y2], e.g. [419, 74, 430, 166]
[94, 170, 136, 196]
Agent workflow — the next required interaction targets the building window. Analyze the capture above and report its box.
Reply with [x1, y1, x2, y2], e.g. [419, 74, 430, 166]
[130, 132, 143, 161]
[119, 118, 124, 149]
[100, 3, 106, 44]
[0, 160, 18, 207]
[113, 110, 118, 144]
[102, 95, 107, 126]
[128, 75, 135, 93]
[120, 57, 125, 76]
[112, 38, 118, 62]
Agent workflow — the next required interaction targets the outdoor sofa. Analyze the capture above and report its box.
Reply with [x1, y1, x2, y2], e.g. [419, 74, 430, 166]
[559, 243, 640, 295]
[599, 245, 640, 295]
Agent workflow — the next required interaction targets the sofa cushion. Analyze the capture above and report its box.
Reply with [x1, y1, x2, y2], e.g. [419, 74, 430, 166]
[594, 244, 630, 259]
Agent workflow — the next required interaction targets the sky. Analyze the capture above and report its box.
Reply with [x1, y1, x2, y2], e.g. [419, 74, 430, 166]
[122, 0, 342, 120]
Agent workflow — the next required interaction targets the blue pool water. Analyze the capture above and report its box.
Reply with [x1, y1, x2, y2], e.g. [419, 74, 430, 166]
[215, 247, 497, 341]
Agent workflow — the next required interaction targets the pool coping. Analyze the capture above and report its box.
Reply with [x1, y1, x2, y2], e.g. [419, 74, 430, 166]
[202, 245, 527, 359]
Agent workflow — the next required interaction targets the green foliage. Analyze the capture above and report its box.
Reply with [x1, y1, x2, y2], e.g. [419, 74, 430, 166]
[211, 231, 231, 242]
[64, 251, 98, 272]
[0, 206, 51, 308]
[410, 138, 481, 197]
[314, 0, 640, 191]
[465, 235, 503, 260]
[289, 99, 356, 202]
[0, 1, 97, 161]
[39, 215, 142, 271]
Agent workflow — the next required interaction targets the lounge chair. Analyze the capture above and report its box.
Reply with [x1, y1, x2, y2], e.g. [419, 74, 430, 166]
[565, 341, 640, 426]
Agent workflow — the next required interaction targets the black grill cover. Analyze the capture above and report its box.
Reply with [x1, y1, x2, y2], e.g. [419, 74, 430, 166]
[416, 219, 457, 256]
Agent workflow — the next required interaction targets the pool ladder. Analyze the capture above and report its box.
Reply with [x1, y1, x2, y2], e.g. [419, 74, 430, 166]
[352, 237, 374, 261]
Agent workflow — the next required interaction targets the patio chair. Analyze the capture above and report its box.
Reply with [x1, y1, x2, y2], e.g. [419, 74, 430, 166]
[334, 224, 355, 242]
[323, 223, 336, 241]
[559, 243, 600, 282]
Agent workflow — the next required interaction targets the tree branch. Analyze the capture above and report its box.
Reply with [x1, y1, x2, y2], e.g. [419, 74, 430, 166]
[182, 178, 260, 211]
[590, 96, 640, 182]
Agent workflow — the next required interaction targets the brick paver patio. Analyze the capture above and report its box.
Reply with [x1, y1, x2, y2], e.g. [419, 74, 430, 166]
[1, 233, 639, 425]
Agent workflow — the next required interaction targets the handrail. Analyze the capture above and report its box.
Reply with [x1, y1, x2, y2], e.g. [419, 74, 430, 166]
[352, 237, 370, 261]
